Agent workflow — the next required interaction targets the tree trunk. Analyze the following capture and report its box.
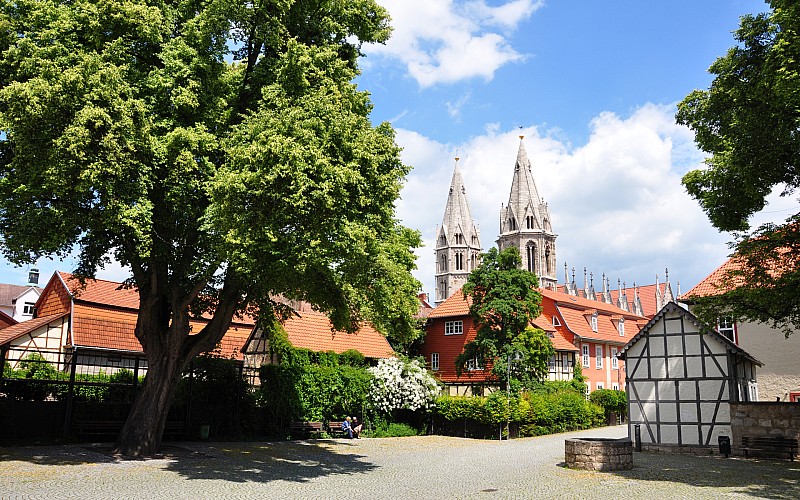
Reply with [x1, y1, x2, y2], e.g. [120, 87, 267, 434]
[112, 341, 187, 457]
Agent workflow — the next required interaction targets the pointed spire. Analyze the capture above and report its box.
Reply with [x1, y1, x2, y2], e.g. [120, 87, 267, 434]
[588, 271, 597, 301]
[663, 267, 675, 304]
[632, 282, 644, 316]
[503, 137, 542, 233]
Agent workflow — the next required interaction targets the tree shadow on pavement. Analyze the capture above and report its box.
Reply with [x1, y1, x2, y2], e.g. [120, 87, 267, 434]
[608, 452, 800, 500]
[0, 444, 120, 466]
[163, 439, 378, 484]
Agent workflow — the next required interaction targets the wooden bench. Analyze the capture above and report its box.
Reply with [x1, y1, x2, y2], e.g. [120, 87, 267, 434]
[741, 436, 798, 461]
[328, 421, 347, 438]
[290, 421, 323, 438]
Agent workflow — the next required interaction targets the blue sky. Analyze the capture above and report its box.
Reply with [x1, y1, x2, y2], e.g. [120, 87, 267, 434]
[2, 0, 795, 303]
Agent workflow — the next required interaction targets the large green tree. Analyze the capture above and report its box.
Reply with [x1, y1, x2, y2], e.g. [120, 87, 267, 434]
[677, 0, 800, 335]
[456, 247, 554, 390]
[0, 0, 422, 456]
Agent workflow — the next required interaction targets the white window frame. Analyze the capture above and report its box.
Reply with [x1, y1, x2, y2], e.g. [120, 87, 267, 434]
[596, 382, 604, 391]
[612, 383, 619, 391]
[444, 320, 463, 335]
[618, 317, 625, 336]
[590, 313, 598, 332]
[718, 316, 736, 343]
[552, 315, 560, 326]
[466, 357, 483, 371]
[611, 347, 618, 370]
[582, 344, 590, 368]
[22, 302, 35, 315]
[431, 353, 439, 371]
[595, 345, 603, 369]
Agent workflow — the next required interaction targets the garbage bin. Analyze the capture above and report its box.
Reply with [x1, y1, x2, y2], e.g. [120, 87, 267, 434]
[718, 435, 731, 457]
[200, 424, 210, 440]
[608, 411, 618, 426]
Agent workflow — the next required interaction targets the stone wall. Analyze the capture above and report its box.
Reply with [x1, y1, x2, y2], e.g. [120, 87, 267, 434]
[730, 402, 800, 455]
[564, 438, 633, 471]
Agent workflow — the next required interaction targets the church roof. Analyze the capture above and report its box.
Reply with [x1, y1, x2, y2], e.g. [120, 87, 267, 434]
[502, 138, 544, 229]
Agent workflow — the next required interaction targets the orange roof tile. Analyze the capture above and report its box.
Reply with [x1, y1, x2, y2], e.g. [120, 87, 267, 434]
[428, 288, 472, 318]
[0, 309, 16, 330]
[682, 257, 742, 299]
[281, 310, 394, 358]
[0, 313, 68, 346]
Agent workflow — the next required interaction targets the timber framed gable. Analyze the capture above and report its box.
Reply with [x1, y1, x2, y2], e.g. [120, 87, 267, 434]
[619, 302, 761, 449]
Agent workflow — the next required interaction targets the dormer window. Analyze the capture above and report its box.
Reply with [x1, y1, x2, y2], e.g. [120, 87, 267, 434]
[618, 317, 625, 336]
[718, 316, 736, 343]
[552, 315, 560, 326]
[590, 312, 598, 332]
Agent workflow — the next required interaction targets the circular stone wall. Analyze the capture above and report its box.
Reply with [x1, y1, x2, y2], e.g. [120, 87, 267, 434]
[564, 438, 633, 471]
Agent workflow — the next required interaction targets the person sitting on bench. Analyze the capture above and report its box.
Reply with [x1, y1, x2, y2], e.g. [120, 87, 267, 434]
[352, 417, 363, 438]
[341, 416, 353, 438]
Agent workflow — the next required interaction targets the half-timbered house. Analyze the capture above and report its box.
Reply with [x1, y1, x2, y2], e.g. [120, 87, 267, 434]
[618, 302, 761, 451]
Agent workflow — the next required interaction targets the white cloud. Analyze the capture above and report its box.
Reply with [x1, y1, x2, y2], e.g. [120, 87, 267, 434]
[395, 103, 746, 299]
[446, 92, 471, 118]
[368, 0, 541, 87]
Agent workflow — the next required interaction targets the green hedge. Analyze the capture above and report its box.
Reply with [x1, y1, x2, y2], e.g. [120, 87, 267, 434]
[434, 389, 604, 437]
[588, 389, 627, 419]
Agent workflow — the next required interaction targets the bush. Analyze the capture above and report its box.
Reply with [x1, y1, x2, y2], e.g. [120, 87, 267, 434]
[434, 388, 604, 438]
[367, 357, 440, 413]
[589, 389, 627, 420]
[364, 417, 420, 437]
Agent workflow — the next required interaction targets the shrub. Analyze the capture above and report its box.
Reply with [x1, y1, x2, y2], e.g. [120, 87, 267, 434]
[365, 417, 420, 437]
[589, 389, 627, 420]
[367, 357, 440, 413]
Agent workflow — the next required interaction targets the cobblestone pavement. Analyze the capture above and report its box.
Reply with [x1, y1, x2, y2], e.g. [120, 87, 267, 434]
[2, 425, 799, 499]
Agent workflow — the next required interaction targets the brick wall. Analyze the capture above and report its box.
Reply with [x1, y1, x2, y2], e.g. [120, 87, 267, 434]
[730, 402, 800, 454]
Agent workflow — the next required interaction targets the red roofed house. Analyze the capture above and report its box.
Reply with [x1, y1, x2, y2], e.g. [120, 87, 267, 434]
[420, 288, 581, 396]
[680, 257, 800, 402]
[0, 271, 254, 376]
[241, 301, 395, 383]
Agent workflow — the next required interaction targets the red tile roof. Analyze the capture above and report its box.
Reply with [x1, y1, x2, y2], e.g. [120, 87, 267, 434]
[0, 313, 68, 346]
[428, 288, 471, 318]
[58, 272, 140, 310]
[682, 257, 742, 299]
[281, 310, 394, 358]
[0, 309, 16, 330]
[531, 314, 579, 352]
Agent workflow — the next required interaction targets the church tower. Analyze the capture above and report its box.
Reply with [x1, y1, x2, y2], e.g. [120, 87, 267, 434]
[434, 157, 482, 306]
[497, 137, 558, 289]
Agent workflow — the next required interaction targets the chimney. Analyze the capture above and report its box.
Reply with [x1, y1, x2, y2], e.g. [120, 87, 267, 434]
[27, 268, 39, 286]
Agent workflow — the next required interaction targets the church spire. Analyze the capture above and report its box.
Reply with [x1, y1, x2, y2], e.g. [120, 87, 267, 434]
[497, 137, 558, 289]
[435, 156, 482, 306]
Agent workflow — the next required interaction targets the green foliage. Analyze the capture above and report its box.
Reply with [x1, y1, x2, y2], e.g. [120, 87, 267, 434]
[258, 348, 372, 424]
[434, 389, 603, 436]
[364, 417, 420, 438]
[367, 357, 440, 413]
[677, 1, 800, 334]
[457, 247, 553, 388]
[589, 389, 627, 419]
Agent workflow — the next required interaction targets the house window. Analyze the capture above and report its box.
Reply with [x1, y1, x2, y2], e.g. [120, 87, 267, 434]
[612, 383, 619, 391]
[596, 382, 604, 391]
[552, 315, 560, 326]
[718, 316, 736, 343]
[22, 302, 35, 316]
[466, 357, 483, 371]
[445, 321, 463, 335]
[611, 347, 618, 370]
[595, 345, 603, 369]
[618, 317, 625, 336]
[590, 313, 598, 332]
[582, 345, 590, 368]
[548, 355, 555, 371]
[431, 353, 439, 371]
[562, 353, 573, 373]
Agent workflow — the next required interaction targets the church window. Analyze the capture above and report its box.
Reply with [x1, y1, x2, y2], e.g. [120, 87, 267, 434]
[508, 218, 517, 230]
[526, 242, 536, 273]
[438, 279, 448, 300]
[470, 252, 477, 271]
[472, 234, 478, 245]
[455, 252, 464, 271]
[440, 253, 448, 272]
[545, 245, 552, 275]
[526, 215, 535, 229]
[454, 233, 464, 244]
[439, 234, 447, 246]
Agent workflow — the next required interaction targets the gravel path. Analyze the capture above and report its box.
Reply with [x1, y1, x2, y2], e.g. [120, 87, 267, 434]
[2, 425, 799, 499]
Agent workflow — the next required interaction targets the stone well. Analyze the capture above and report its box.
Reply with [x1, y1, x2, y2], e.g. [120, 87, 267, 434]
[564, 438, 633, 471]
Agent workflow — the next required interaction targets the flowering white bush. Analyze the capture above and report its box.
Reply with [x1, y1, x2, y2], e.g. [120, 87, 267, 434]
[367, 357, 440, 413]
